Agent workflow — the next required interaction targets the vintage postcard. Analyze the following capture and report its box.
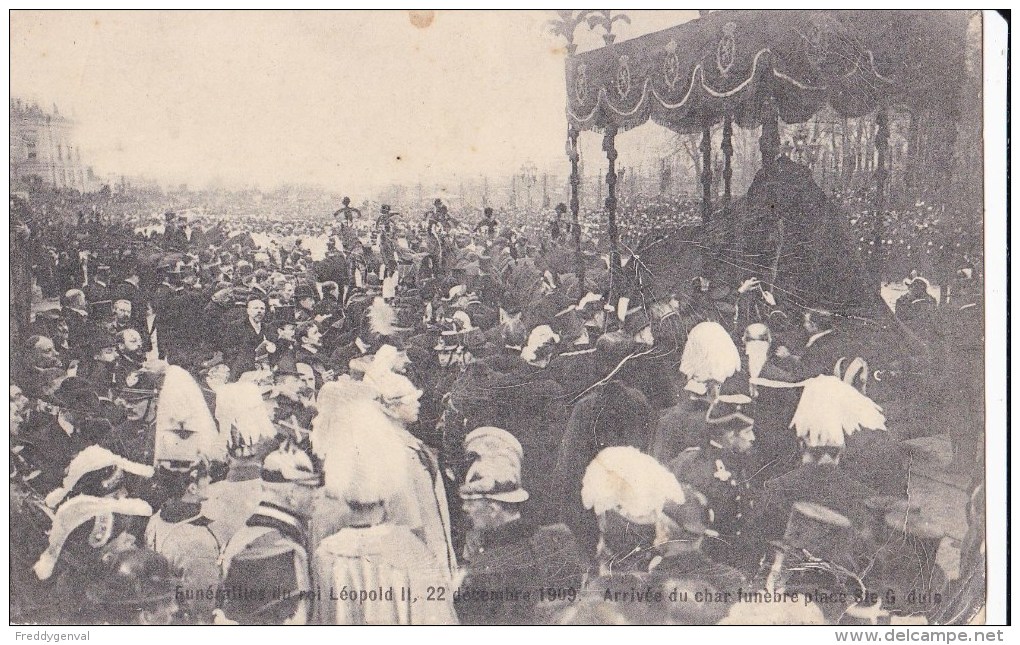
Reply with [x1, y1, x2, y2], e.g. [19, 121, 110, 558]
[8, 9, 1003, 628]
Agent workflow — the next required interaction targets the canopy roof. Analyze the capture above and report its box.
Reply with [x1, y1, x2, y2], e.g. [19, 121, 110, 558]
[566, 10, 968, 134]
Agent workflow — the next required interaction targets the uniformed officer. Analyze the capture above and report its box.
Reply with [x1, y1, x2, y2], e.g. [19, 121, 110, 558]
[668, 395, 756, 569]
[456, 430, 585, 625]
[145, 461, 222, 623]
[217, 445, 320, 625]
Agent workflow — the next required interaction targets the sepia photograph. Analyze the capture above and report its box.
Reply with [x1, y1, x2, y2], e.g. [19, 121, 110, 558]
[7, 9, 1005, 629]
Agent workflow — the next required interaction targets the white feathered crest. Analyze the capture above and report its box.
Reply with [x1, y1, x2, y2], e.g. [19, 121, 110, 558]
[581, 446, 686, 525]
[790, 375, 887, 448]
[311, 377, 378, 460]
[215, 382, 278, 449]
[312, 380, 410, 504]
[368, 296, 398, 336]
[679, 321, 742, 384]
[154, 365, 225, 464]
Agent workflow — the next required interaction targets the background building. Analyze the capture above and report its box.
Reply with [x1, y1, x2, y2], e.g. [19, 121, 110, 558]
[10, 99, 97, 192]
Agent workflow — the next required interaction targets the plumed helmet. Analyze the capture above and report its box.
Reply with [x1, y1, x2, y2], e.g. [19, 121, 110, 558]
[679, 321, 741, 385]
[458, 453, 529, 503]
[261, 445, 320, 487]
[463, 426, 524, 468]
[581, 446, 685, 525]
[790, 375, 886, 448]
[45, 445, 155, 509]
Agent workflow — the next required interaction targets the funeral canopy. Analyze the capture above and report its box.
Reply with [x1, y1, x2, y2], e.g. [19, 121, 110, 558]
[565, 10, 967, 134]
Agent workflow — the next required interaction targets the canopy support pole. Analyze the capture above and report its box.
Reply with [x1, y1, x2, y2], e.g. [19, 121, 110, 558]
[759, 95, 781, 171]
[700, 123, 713, 225]
[722, 115, 734, 205]
[568, 126, 585, 289]
[603, 127, 620, 277]
[874, 107, 890, 262]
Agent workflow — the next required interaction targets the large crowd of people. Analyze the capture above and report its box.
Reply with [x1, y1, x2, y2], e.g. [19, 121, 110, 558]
[9, 168, 985, 625]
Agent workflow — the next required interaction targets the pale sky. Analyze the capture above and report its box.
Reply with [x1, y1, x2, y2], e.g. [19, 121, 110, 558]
[11, 10, 697, 194]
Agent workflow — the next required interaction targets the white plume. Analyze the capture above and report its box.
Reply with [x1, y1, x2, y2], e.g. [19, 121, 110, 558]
[215, 382, 278, 447]
[315, 395, 410, 504]
[154, 365, 224, 464]
[581, 446, 686, 525]
[679, 321, 741, 384]
[311, 376, 381, 460]
[790, 375, 887, 448]
[368, 296, 398, 336]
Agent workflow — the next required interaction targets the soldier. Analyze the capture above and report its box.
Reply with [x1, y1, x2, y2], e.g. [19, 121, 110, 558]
[310, 388, 457, 625]
[580, 445, 687, 576]
[145, 461, 222, 624]
[217, 445, 321, 625]
[739, 375, 885, 574]
[668, 394, 756, 568]
[28, 446, 156, 624]
[650, 484, 746, 597]
[553, 331, 652, 559]
[455, 427, 585, 625]
[650, 320, 743, 462]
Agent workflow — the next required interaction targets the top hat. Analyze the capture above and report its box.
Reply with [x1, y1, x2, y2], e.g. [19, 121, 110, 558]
[771, 501, 855, 566]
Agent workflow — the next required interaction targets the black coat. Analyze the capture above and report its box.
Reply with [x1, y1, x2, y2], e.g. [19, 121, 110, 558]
[456, 521, 585, 625]
[553, 380, 653, 560]
[226, 319, 274, 376]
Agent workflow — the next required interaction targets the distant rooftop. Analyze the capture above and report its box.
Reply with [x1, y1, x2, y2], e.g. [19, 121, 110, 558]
[10, 98, 71, 122]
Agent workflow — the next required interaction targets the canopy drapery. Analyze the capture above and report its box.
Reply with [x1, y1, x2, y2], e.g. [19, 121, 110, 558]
[565, 10, 967, 134]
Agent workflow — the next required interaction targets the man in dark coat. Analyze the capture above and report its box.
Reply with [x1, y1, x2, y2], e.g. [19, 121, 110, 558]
[741, 323, 802, 485]
[739, 445, 879, 576]
[792, 308, 843, 379]
[85, 265, 114, 318]
[60, 289, 96, 363]
[224, 297, 277, 377]
[552, 332, 653, 560]
[112, 266, 150, 341]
